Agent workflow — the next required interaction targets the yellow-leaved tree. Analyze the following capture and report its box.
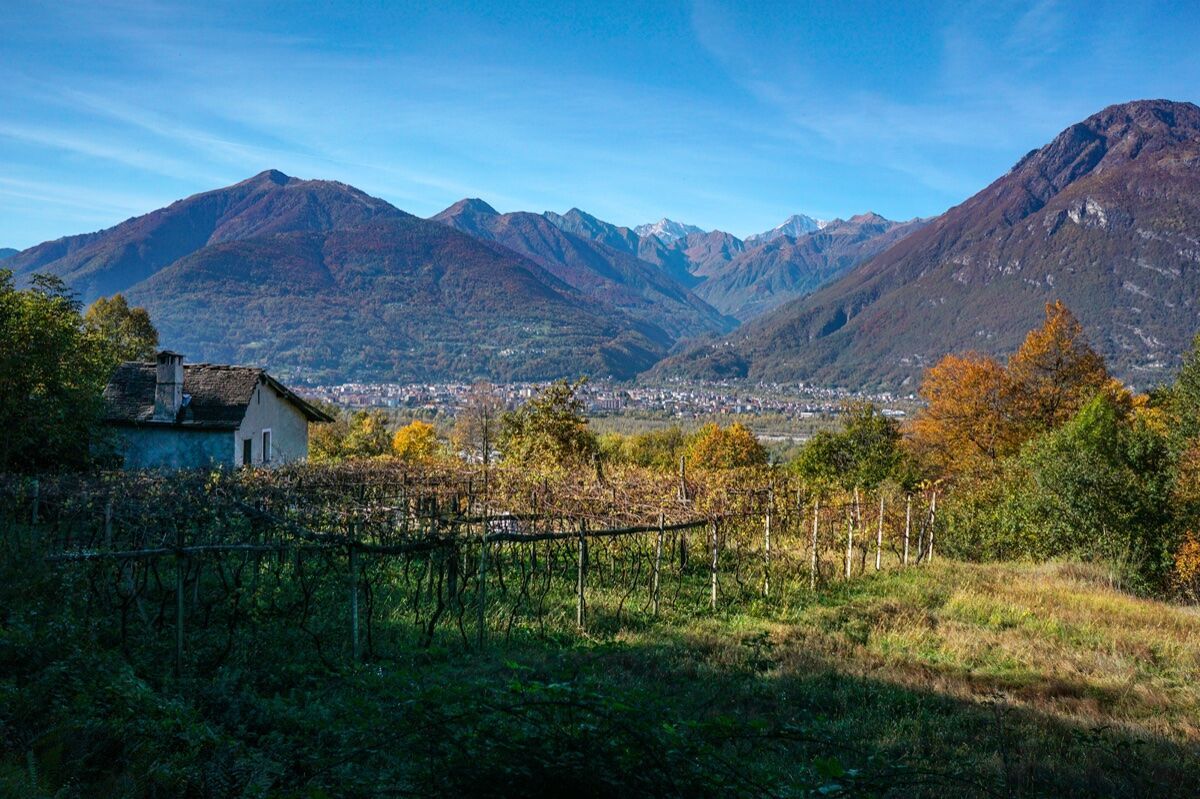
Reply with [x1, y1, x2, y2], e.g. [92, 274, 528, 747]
[686, 422, 767, 470]
[392, 419, 441, 462]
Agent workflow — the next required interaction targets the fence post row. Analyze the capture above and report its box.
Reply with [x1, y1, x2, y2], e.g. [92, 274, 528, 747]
[27, 475, 945, 672]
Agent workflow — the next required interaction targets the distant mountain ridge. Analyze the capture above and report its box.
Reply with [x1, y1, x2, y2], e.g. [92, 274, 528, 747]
[431, 200, 734, 340]
[7, 172, 682, 382]
[542, 206, 916, 319]
[6, 170, 401, 300]
[0, 248, 16, 262]
[693, 213, 926, 321]
[654, 99, 1200, 390]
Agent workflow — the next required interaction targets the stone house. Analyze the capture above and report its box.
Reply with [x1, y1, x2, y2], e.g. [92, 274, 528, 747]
[102, 351, 333, 469]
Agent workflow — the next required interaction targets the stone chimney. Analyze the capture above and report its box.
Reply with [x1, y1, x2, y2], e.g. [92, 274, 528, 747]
[153, 351, 184, 421]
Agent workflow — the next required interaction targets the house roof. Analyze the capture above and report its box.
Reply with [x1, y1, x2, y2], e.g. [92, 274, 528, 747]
[103, 362, 334, 429]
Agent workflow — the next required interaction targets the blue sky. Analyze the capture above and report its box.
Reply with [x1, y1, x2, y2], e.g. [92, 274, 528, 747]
[2, 0, 1199, 249]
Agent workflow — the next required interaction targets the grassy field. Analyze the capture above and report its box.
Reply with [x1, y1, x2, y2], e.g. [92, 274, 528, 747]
[456, 558, 1200, 797]
[4, 553, 1199, 797]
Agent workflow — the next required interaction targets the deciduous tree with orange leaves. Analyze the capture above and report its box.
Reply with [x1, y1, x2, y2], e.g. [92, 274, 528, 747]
[908, 301, 1111, 477]
[1006, 300, 1110, 437]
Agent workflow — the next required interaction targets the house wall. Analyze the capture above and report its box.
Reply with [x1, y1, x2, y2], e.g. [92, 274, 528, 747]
[233, 380, 311, 465]
[114, 426, 233, 470]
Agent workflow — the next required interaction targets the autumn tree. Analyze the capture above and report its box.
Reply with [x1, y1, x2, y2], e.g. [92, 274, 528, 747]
[453, 382, 504, 464]
[83, 293, 159, 362]
[499, 379, 598, 467]
[907, 352, 1013, 476]
[392, 419, 441, 462]
[686, 422, 767, 470]
[909, 302, 1110, 478]
[1006, 300, 1109, 437]
[311, 408, 391, 462]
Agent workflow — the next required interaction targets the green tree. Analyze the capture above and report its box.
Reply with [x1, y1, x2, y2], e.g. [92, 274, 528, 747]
[83, 294, 159, 362]
[942, 393, 1177, 590]
[0, 270, 115, 471]
[794, 402, 907, 489]
[499, 379, 598, 467]
[1163, 331, 1200, 444]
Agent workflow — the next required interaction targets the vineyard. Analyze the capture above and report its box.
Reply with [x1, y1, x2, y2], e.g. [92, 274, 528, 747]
[3, 462, 938, 673]
[5, 462, 1200, 797]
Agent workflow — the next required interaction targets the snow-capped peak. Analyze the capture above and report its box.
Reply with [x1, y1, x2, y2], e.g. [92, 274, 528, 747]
[634, 218, 705, 243]
[745, 214, 829, 245]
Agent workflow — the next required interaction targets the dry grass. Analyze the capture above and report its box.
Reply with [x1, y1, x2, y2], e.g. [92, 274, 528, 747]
[657, 559, 1200, 741]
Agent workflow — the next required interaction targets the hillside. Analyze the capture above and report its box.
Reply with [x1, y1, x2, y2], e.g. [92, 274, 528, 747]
[9, 172, 673, 382]
[0, 248, 16, 262]
[432, 199, 735, 340]
[6, 170, 402, 301]
[657, 100, 1200, 389]
[124, 215, 668, 382]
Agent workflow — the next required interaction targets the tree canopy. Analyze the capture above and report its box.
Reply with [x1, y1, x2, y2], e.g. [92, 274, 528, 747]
[500, 380, 598, 468]
[909, 302, 1110, 478]
[83, 294, 159, 363]
[794, 402, 906, 489]
[0, 270, 116, 471]
[392, 419, 441, 462]
[686, 422, 767, 470]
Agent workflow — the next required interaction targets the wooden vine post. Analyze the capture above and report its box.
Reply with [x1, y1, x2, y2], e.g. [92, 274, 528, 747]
[763, 485, 773, 598]
[103, 499, 114, 549]
[844, 494, 855, 580]
[810, 498, 820, 591]
[174, 523, 185, 678]
[928, 491, 938, 563]
[903, 494, 912, 566]
[652, 513, 664, 616]
[576, 520, 587, 629]
[477, 519, 488, 650]
[875, 493, 884, 572]
[349, 544, 360, 661]
[30, 479, 39, 525]
[709, 519, 719, 612]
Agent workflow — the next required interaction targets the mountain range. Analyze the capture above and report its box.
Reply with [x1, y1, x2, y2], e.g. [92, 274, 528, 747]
[0, 248, 17, 262]
[5, 172, 685, 382]
[655, 99, 1200, 390]
[8, 99, 1196, 390]
[539, 207, 914, 319]
[8, 171, 871, 383]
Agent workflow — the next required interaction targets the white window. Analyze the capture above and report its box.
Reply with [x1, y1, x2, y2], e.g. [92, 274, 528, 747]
[262, 429, 272, 464]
